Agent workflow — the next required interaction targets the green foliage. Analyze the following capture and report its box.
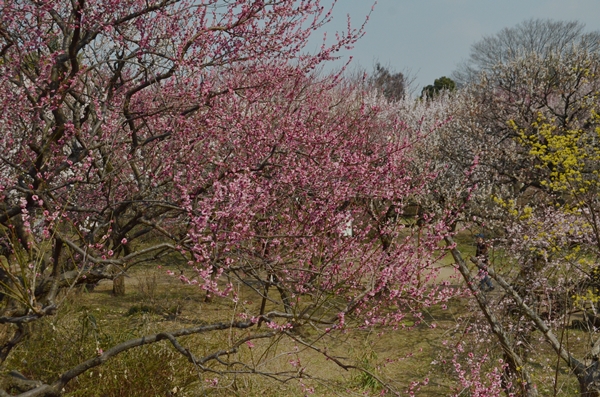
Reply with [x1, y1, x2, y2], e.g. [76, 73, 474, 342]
[351, 343, 383, 393]
[421, 76, 456, 99]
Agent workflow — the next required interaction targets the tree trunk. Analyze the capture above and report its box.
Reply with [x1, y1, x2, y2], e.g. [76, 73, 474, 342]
[578, 362, 600, 397]
[445, 237, 538, 397]
[578, 337, 600, 396]
[112, 275, 125, 296]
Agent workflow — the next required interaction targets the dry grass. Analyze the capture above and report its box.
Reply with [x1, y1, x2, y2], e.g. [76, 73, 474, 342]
[2, 233, 587, 396]
[3, 259, 473, 396]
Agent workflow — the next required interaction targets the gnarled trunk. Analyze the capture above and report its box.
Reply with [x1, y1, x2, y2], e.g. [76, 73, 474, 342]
[112, 275, 125, 296]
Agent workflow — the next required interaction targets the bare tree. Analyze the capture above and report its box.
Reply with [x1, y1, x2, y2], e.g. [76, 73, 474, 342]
[454, 19, 600, 85]
[369, 63, 405, 101]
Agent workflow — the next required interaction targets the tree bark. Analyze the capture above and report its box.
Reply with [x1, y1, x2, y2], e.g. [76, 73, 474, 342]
[112, 275, 125, 296]
[445, 237, 538, 397]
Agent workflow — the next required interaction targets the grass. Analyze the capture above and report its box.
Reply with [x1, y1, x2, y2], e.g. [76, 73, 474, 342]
[0, 233, 588, 396]
[2, 261, 468, 396]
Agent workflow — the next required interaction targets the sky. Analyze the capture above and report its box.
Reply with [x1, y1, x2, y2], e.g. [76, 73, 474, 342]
[314, 0, 600, 94]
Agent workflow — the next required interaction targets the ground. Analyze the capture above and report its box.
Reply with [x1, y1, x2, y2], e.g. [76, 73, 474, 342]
[1, 234, 586, 396]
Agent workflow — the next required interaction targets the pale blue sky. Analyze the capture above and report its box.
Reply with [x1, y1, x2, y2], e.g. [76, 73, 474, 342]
[316, 0, 600, 93]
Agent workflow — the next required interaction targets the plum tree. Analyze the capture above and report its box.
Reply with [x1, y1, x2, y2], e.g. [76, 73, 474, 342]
[445, 45, 600, 397]
[0, 1, 461, 395]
